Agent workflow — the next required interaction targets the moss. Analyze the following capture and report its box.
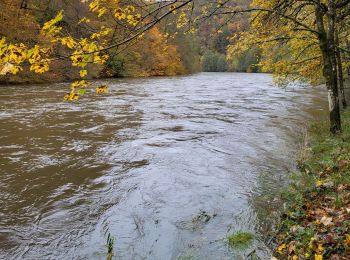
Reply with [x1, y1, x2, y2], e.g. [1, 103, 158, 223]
[227, 231, 254, 248]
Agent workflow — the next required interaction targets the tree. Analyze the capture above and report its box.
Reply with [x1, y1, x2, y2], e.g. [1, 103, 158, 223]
[202, 50, 228, 72]
[0, 0, 194, 96]
[226, 0, 350, 134]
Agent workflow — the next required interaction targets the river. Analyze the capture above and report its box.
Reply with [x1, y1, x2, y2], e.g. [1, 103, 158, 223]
[0, 73, 328, 259]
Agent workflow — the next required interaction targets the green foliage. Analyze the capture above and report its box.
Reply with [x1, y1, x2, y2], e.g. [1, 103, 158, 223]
[227, 231, 254, 248]
[202, 50, 228, 72]
[230, 47, 262, 73]
[106, 233, 114, 260]
[301, 111, 350, 172]
[107, 54, 125, 77]
[213, 28, 231, 54]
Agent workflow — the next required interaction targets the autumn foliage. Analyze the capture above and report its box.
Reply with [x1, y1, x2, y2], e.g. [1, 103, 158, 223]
[0, 0, 200, 99]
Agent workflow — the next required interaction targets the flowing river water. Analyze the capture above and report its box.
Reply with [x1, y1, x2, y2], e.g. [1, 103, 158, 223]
[0, 73, 328, 259]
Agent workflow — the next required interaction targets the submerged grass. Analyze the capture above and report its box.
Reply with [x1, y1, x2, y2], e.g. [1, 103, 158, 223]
[106, 233, 114, 260]
[273, 111, 350, 259]
[227, 231, 254, 248]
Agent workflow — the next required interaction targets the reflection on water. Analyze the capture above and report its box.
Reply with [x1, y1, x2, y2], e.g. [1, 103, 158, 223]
[0, 73, 327, 259]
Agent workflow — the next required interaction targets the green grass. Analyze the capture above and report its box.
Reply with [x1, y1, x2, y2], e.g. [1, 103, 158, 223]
[227, 231, 254, 248]
[106, 233, 114, 260]
[302, 111, 350, 169]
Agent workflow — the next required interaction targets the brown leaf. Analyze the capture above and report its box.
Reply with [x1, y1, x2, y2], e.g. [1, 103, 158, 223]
[336, 184, 347, 192]
[288, 241, 296, 254]
[330, 254, 340, 260]
[323, 233, 337, 244]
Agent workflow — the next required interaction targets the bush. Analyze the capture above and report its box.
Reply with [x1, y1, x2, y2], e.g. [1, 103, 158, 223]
[107, 54, 126, 77]
[202, 50, 228, 72]
[230, 47, 262, 73]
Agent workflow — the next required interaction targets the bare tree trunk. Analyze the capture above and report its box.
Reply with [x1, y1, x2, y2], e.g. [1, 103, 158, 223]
[335, 29, 347, 108]
[20, 0, 27, 9]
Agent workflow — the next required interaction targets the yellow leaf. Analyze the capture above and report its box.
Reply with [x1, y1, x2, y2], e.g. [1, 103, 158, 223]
[277, 244, 286, 254]
[315, 254, 323, 260]
[344, 234, 350, 246]
[64, 92, 79, 101]
[318, 244, 324, 253]
[96, 85, 108, 94]
[80, 70, 87, 77]
[78, 17, 90, 24]
[61, 37, 76, 49]
[0, 62, 14, 75]
[42, 10, 64, 36]
[98, 7, 106, 17]
[316, 180, 323, 187]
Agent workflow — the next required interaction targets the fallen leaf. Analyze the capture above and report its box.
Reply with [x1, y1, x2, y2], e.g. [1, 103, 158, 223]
[323, 181, 334, 188]
[323, 233, 337, 244]
[315, 254, 323, 260]
[318, 243, 325, 253]
[344, 234, 350, 246]
[320, 216, 333, 226]
[288, 241, 296, 254]
[277, 244, 286, 254]
[316, 180, 323, 187]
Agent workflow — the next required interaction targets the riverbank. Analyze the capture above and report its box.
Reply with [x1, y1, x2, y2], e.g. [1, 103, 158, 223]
[0, 69, 195, 86]
[273, 111, 350, 259]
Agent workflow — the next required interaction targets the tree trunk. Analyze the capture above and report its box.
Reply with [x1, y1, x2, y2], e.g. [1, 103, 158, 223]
[324, 57, 341, 134]
[315, 3, 341, 134]
[335, 29, 347, 108]
[347, 40, 350, 78]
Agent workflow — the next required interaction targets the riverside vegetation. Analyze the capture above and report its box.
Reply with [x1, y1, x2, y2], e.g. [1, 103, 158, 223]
[274, 111, 350, 260]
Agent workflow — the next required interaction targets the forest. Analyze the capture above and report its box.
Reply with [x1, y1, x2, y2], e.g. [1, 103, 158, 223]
[1, 0, 350, 259]
[0, 0, 255, 81]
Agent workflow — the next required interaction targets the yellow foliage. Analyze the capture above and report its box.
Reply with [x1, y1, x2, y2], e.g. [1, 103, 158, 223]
[61, 37, 76, 49]
[30, 60, 50, 74]
[71, 80, 88, 91]
[0, 0, 183, 100]
[177, 12, 188, 29]
[228, 1, 323, 85]
[315, 254, 323, 260]
[41, 10, 64, 36]
[114, 8, 126, 20]
[96, 85, 108, 94]
[79, 70, 88, 78]
[277, 244, 287, 254]
[63, 92, 79, 101]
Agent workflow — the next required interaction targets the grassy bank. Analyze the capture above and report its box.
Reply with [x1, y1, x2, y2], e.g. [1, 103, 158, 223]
[273, 112, 350, 259]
